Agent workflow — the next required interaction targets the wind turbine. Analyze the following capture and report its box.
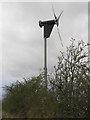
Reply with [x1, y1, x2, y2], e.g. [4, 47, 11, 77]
[39, 6, 63, 88]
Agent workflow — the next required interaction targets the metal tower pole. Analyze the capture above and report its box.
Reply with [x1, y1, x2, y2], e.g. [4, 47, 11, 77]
[44, 37, 47, 89]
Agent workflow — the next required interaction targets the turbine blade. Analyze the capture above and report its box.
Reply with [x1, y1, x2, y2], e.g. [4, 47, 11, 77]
[57, 26, 63, 47]
[58, 11, 63, 21]
[52, 5, 57, 20]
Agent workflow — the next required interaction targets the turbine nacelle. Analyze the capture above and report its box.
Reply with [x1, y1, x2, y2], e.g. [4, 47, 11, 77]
[39, 9, 63, 28]
[39, 19, 57, 28]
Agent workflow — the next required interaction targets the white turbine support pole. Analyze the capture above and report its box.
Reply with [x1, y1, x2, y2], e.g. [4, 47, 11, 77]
[44, 37, 47, 89]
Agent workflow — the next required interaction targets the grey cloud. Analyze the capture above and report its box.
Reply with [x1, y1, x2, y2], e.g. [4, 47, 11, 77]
[2, 2, 88, 87]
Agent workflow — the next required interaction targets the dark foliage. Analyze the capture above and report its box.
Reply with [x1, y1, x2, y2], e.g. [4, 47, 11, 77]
[2, 39, 90, 118]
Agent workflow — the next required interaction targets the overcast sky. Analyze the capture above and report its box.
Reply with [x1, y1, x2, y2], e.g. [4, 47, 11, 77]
[1, 2, 88, 96]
